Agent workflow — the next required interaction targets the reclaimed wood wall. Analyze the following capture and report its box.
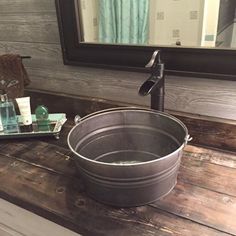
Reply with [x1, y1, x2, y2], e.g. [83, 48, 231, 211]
[0, 0, 236, 120]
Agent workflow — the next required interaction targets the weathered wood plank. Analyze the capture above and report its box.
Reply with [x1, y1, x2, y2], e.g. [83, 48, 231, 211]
[0, 42, 63, 68]
[25, 90, 121, 121]
[166, 75, 236, 120]
[2, 137, 235, 201]
[0, 140, 76, 177]
[0, 0, 56, 13]
[25, 90, 236, 151]
[1, 118, 235, 198]
[0, 13, 59, 43]
[27, 69, 236, 119]
[176, 115, 236, 151]
[153, 181, 236, 235]
[1, 134, 236, 235]
[1, 39, 236, 120]
[0, 152, 231, 236]
[184, 145, 236, 168]
[179, 150, 236, 196]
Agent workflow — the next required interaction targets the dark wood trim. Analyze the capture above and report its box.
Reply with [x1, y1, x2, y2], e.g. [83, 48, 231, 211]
[26, 89, 236, 152]
[55, 0, 236, 81]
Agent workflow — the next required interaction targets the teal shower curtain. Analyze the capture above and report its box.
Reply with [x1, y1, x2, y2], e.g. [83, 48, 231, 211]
[98, 0, 149, 44]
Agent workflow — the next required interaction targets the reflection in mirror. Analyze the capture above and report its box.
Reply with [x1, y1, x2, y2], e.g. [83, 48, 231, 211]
[77, 0, 236, 48]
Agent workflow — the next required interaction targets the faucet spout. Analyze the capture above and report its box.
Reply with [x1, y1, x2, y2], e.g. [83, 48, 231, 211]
[139, 75, 163, 96]
[139, 50, 165, 112]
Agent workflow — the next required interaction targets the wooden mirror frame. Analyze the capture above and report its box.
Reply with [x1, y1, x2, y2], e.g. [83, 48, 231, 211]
[55, 0, 236, 81]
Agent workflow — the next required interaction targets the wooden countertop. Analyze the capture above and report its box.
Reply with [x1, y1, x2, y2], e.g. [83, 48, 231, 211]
[0, 121, 235, 236]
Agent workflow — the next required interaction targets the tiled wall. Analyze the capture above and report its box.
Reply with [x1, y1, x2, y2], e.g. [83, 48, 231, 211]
[149, 0, 205, 46]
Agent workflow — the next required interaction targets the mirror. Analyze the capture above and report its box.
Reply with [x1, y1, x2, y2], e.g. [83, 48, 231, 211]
[55, 0, 236, 80]
[79, 0, 236, 49]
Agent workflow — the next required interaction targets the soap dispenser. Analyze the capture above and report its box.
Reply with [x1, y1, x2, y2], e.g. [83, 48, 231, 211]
[0, 90, 20, 133]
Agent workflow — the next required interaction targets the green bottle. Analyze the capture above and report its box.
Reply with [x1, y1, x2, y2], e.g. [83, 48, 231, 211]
[35, 105, 50, 131]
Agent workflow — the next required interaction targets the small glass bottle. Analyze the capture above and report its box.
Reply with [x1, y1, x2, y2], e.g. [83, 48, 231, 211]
[0, 93, 20, 133]
[0, 115, 3, 132]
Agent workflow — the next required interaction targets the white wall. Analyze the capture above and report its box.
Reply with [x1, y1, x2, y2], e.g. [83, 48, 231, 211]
[149, 0, 204, 46]
[0, 198, 80, 236]
[79, 0, 99, 42]
[201, 0, 220, 47]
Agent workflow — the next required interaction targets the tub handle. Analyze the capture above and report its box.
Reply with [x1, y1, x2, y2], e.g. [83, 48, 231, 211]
[74, 115, 82, 125]
[185, 135, 193, 145]
[73, 108, 138, 125]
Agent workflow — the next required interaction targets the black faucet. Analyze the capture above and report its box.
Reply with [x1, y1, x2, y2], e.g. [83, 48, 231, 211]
[139, 50, 165, 112]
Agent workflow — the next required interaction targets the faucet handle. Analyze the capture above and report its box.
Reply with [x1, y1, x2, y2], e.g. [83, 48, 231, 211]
[145, 50, 161, 68]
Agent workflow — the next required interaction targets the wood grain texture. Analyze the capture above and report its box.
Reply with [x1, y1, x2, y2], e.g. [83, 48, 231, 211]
[181, 146, 236, 197]
[0, 0, 56, 13]
[166, 75, 236, 120]
[24, 90, 236, 151]
[0, 140, 76, 177]
[0, 0, 235, 121]
[152, 181, 236, 235]
[0, 142, 234, 236]
[0, 42, 63, 68]
[26, 65, 236, 120]
[0, 13, 59, 43]
[184, 145, 236, 168]
[0, 115, 235, 235]
[0, 1, 235, 234]
[175, 114, 236, 151]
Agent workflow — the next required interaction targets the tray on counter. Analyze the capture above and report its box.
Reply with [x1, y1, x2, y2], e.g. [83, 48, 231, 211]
[0, 113, 67, 139]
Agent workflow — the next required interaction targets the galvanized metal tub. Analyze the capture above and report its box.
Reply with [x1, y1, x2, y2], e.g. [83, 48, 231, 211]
[68, 107, 190, 207]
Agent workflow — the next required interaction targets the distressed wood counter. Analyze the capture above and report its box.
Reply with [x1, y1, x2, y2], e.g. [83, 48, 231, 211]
[0, 120, 235, 236]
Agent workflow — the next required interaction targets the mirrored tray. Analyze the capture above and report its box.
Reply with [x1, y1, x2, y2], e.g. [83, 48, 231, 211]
[0, 113, 67, 139]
